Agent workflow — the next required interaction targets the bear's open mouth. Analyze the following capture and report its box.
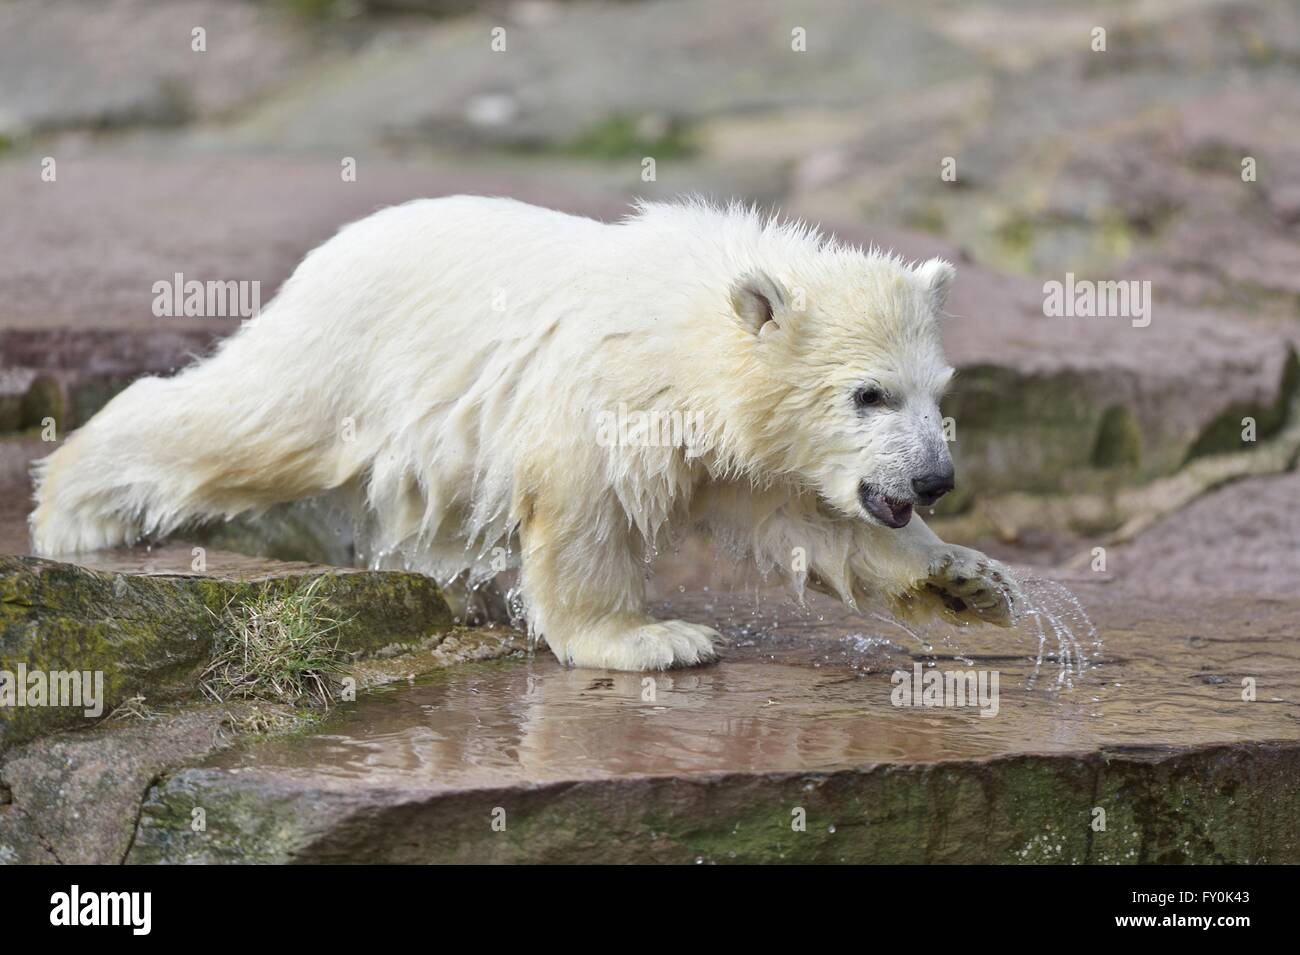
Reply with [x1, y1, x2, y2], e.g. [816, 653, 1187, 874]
[858, 482, 914, 529]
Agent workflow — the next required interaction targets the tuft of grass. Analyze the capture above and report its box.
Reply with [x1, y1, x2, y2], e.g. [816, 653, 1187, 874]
[201, 578, 349, 708]
[107, 694, 157, 723]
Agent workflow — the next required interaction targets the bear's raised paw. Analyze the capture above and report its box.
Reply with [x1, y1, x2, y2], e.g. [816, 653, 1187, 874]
[921, 545, 1020, 627]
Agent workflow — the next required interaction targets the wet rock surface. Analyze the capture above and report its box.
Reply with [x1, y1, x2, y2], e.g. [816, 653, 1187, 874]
[1, 703, 267, 864]
[129, 743, 1300, 864]
[126, 581, 1300, 863]
[0, 547, 517, 865]
[5, 507, 1291, 865]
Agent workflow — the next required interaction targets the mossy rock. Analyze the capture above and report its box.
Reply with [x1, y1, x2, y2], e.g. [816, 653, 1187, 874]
[943, 365, 1110, 494]
[68, 376, 134, 431]
[127, 742, 1300, 864]
[944, 347, 1298, 496]
[0, 557, 452, 753]
[1091, 404, 1143, 469]
[0, 372, 62, 435]
[1184, 347, 1299, 461]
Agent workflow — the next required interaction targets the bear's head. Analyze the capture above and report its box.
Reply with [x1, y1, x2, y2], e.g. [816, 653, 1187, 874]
[729, 253, 957, 529]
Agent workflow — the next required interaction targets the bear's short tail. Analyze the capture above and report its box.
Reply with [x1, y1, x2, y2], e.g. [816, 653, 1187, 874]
[30, 357, 339, 556]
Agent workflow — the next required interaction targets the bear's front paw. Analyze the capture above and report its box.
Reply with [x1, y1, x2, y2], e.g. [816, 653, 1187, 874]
[561, 617, 721, 671]
[920, 545, 1019, 627]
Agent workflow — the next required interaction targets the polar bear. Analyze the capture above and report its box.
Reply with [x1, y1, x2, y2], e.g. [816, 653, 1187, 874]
[31, 196, 1018, 670]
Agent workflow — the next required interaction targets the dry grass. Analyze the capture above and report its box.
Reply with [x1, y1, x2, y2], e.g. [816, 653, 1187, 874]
[201, 577, 348, 708]
[220, 705, 312, 738]
[106, 694, 157, 722]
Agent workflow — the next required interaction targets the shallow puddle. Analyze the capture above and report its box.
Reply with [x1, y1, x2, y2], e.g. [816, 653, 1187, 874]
[209, 579, 1300, 790]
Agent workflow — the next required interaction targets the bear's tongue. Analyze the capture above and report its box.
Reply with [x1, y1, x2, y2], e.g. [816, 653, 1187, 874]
[860, 486, 914, 529]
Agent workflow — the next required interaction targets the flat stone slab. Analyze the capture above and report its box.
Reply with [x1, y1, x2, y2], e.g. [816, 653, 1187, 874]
[128, 578, 1300, 863]
[0, 0, 314, 137]
[5, 467, 1298, 864]
[0, 549, 454, 751]
[0, 543, 522, 864]
[2, 702, 265, 865]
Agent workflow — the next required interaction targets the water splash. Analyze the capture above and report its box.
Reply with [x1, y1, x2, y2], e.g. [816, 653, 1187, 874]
[697, 569, 1104, 694]
[868, 612, 932, 655]
[1011, 573, 1102, 691]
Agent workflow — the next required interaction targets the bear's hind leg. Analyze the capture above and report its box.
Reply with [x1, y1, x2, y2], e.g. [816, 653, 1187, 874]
[518, 491, 718, 671]
[31, 367, 342, 555]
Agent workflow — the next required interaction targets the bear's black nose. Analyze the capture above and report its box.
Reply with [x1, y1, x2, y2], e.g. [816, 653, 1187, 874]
[912, 468, 955, 504]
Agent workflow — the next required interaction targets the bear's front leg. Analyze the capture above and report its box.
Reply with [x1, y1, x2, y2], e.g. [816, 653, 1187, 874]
[856, 519, 1019, 627]
[548, 614, 721, 671]
[518, 490, 719, 671]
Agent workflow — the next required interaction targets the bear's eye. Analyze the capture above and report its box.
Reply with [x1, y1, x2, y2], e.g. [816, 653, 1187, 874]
[853, 385, 885, 410]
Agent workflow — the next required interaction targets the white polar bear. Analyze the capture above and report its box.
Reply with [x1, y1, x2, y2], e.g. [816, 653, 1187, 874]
[31, 196, 1018, 670]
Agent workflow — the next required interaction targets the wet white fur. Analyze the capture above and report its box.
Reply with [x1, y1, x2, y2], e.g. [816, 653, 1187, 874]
[32, 196, 971, 670]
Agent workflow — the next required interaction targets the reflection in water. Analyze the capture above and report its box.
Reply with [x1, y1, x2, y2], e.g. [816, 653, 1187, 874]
[212, 583, 1299, 792]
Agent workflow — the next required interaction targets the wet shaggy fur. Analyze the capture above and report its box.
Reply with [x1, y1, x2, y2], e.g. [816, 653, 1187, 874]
[31, 197, 1016, 670]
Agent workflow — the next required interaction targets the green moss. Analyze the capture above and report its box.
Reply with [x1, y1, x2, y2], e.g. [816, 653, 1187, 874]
[69, 376, 133, 430]
[1185, 347, 1299, 461]
[942, 365, 1107, 494]
[1092, 404, 1142, 469]
[943, 348, 1300, 497]
[128, 744, 1300, 863]
[581, 115, 693, 160]
[523, 114, 696, 162]
[992, 211, 1036, 270]
[1, 375, 62, 435]
[20, 376, 62, 431]
[987, 205, 1166, 276]
[1099, 209, 1136, 258]
[1185, 138, 1246, 174]
[902, 202, 947, 236]
[278, 0, 345, 18]
[0, 557, 453, 752]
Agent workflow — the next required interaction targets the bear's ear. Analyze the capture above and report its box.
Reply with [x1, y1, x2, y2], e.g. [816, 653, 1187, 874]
[730, 271, 789, 337]
[915, 258, 956, 313]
